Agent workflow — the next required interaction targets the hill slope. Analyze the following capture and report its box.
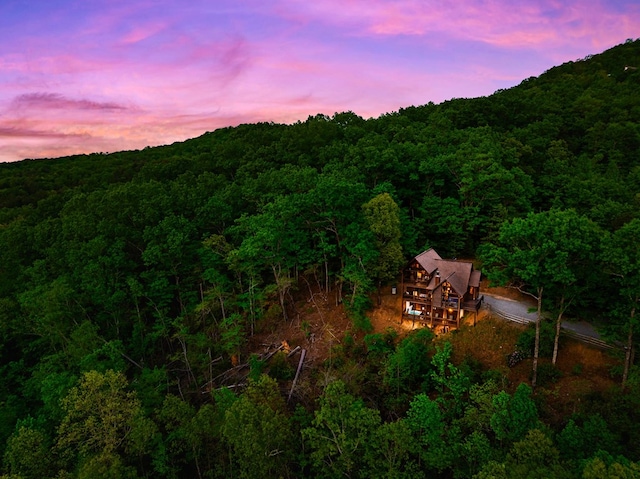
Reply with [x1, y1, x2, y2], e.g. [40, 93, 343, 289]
[0, 39, 639, 478]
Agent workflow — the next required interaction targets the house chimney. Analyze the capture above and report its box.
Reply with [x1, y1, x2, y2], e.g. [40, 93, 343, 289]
[435, 270, 440, 285]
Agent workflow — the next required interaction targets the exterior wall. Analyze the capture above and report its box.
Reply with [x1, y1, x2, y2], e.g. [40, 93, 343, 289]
[401, 278, 462, 326]
[400, 254, 481, 329]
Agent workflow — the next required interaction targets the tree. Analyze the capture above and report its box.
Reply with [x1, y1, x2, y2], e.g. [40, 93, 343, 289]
[156, 395, 223, 479]
[363, 419, 423, 479]
[480, 209, 600, 385]
[405, 393, 451, 472]
[430, 341, 470, 412]
[56, 370, 155, 472]
[142, 214, 199, 316]
[582, 454, 640, 479]
[222, 375, 292, 479]
[383, 328, 434, 403]
[74, 451, 139, 479]
[457, 430, 496, 478]
[341, 222, 377, 321]
[18, 276, 79, 351]
[306, 173, 370, 301]
[3, 424, 53, 479]
[362, 192, 405, 301]
[505, 429, 562, 479]
[602, 218, 640, 386]
[557, 415, 619, 463]
[490, 383, 538, 444]
[302, 380, 381, 478]
[460, 379, 501, 437]
[474, 429, 567, 479]
[230, 196, 309, 324]
[542, 211, 601, 365]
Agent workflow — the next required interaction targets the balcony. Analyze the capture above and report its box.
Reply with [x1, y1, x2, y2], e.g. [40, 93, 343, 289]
[431, 298, 458, 310]
[403, 272, 430, 285]
[462, 296, 483, 311]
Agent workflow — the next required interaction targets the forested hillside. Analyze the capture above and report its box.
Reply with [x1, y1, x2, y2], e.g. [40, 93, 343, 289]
[0, 39, 639, 478]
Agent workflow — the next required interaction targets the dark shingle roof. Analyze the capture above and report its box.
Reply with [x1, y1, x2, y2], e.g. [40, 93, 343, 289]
[414, 248, 479, 296]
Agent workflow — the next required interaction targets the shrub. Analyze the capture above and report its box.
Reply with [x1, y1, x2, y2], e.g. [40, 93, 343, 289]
[248, 354, 266, 381]
[269, 351, 294, 380]
[516, 320, 555, 357]
[363, 328, 397, 357]
[482, 368, 510, 389]
[534, 363, 562, 387]
[507, 350, 527, 367]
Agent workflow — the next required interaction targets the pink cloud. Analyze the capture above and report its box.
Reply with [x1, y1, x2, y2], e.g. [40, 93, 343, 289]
[281, 0, 639, 50]
[119, 21, 169, 45]
[1, 0, 638, 163]
[10, 93, 130, 112]
[0, 126, 76, 139]
[0, 121, 97, 162]
[0, 107, 281, 162]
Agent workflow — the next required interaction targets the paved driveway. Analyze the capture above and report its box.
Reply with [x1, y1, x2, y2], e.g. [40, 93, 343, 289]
[482, 292, 602, 340]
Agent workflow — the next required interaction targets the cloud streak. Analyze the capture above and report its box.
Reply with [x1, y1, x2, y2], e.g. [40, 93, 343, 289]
[0, 126, 79, 139]
[282, 0, 639, 50]
[10, 93, 130, 112]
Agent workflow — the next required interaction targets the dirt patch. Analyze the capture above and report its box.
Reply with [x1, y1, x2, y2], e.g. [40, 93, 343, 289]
[481, 279, 537, 303]
[366, 289, 622, 413]
[248, 287, 353, 367]
[368, 290, 412, 336]
[246, 284, 621, 416]
[448, 315, 524, 368]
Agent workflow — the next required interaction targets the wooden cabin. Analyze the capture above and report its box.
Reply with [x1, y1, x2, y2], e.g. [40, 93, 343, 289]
[400, 248, 482, 329]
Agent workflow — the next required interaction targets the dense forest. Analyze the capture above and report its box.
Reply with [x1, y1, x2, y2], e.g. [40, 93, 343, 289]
[1, 39, 639, 478]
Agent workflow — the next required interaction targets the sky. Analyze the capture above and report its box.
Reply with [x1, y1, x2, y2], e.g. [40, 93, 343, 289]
[1, 0, 639, 163]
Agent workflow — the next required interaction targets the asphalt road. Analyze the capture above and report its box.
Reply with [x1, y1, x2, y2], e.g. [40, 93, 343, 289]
[482, 293, 602, 340]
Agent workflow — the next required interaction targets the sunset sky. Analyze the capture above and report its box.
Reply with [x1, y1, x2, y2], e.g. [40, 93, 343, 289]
[1, 0, 639, 163]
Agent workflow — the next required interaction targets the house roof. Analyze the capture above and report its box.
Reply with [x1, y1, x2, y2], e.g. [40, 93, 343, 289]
[414, 248, 479, 296]
[470, 270, 481, 288]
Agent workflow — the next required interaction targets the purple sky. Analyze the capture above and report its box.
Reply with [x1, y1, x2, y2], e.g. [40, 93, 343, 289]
[1, 0, 639, 163]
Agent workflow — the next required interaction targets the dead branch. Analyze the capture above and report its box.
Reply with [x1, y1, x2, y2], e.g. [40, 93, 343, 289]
[288, 348, 307, 403]
[509, 283, 539, 301]
[287, 345, 301, 358]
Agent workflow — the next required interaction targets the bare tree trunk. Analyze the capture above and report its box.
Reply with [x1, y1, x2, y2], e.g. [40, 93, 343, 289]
[302, 275, 324, 322]
[180, 337, 198, 387]
[532, 286, 543, 389]
[248, 275, 256, 336]
[552, 296, 565, 365]
[622, 306, 635, 388]
[288, 349, 307, 403]
[272, 264, 290, 322]
[199, 281, 205, 308]
[208, 348, 213, 387]
[193, 444, 203, 479]
[313, 265, 322, 294]
[175, 274, 185, 315]
[218, 292, 226, 320]
[325, 259, 330, 294]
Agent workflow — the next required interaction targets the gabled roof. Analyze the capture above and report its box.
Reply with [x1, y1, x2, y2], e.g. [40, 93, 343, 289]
[414, 248, 477, 296]
[415, 248, 441, 266]
[470, 270, 481, 288]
